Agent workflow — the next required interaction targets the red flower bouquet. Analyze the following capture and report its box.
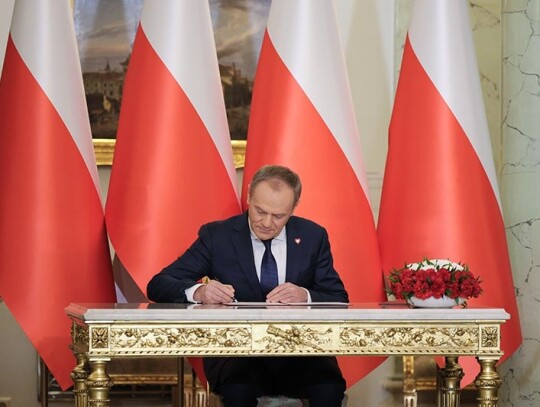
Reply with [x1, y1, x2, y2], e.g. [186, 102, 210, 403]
[386, 259, 483, 307]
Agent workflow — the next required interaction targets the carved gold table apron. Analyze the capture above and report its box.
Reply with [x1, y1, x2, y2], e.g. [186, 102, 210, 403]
[65, 303, 509, 407]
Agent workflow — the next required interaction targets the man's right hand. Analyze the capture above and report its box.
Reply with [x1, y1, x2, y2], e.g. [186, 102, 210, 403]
[193, 279, 236, 304]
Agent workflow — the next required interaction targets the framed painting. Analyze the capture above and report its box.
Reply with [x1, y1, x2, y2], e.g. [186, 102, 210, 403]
[73, 0, 271, 167]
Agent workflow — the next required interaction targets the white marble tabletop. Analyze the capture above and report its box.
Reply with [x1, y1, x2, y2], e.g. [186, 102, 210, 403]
[66, 302, 510, 323]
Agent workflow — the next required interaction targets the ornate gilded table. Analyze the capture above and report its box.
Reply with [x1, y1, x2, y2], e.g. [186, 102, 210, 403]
[65, 303, 509, 407]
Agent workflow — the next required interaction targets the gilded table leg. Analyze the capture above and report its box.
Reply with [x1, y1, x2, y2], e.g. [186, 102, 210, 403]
[70, 351, 89, 407]
[474, 357, 502, 407]
[438, 356, 464, 407]
[402, 356, 417, 407]
[87, 359, 113, 407]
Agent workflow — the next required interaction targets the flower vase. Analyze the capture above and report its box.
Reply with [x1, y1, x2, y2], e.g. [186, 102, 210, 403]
[407, 296, 464, 308]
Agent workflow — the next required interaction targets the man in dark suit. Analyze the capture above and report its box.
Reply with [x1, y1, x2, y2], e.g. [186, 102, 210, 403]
[147, 165, 348, 407]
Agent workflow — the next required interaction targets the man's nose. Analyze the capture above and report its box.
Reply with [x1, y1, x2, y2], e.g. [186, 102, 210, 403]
[261, 214, 273, 227]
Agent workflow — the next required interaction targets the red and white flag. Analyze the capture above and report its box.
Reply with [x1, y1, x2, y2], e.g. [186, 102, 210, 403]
[106, 0, 240, 295]
[378, 0, 522, 384]
[241, 0, 386, 387]
[0, 0, 116, 390]
[105, 0, 241, 383]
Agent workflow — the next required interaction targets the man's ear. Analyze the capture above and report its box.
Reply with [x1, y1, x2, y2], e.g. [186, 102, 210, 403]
[246, 183, 251, 205]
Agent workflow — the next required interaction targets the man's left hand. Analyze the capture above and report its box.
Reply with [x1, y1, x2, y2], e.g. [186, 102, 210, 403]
[266, 283, 308, 303]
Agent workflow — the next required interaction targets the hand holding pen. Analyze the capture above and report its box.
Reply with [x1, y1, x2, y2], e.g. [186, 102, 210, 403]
[195, 276, 236, 304]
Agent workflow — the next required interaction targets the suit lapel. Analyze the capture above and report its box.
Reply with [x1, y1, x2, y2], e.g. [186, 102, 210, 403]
[232, 213, 265, 299]
[285, 217, 302, 284]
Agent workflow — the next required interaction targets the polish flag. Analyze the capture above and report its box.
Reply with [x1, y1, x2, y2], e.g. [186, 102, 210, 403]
[104, 0, 241, 384]
[241, 0, 386, 387]
[0, 0, 116, 390]
[378, 0, 522, 385]
[106, 0, 240, 296]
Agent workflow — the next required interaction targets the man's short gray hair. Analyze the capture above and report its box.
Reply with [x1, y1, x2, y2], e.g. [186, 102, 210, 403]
[249, 165, 302, 206]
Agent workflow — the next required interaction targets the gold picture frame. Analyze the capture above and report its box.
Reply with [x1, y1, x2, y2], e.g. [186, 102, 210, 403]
[93, 139, 246, 169]
[79, 0, 264, 171]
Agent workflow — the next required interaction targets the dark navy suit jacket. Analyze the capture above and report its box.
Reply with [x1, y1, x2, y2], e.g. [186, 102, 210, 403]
[147, 212, 348, 391]
[147, 212, 348, 303]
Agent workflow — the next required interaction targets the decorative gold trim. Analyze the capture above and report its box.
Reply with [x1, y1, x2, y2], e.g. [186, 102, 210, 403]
[254, 324, 333, 353]
[87, 359, 113, 406]
[107, 374, 178, 385]
[339, 325, 480, 354]
[480, 326, 499, 348]
[110, 325, 251, 353]
[73, 321, 505, 358]
[91, 327, 110, 349]
[72, 322, 89, 348]
[93, 139, 247, 169]
[402, 355, 417, 405]
[93, 139, 115, 166]
[231, 140, 246, 169]
[474, 358, 502, 406]
[438, 356, 464, 407]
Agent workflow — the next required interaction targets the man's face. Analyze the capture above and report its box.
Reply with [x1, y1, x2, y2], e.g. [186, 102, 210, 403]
[247, 179, 296, 241]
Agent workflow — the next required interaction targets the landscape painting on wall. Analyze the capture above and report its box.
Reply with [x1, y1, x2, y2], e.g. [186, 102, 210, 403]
[73, 0, 271, 141]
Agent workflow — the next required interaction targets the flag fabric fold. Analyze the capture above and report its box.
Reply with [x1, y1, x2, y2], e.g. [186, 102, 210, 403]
[0, 0, 116, 390]
[105, 0, 240, 299]
[377, 0, 522, 385]
[105, 0, 241, 384]
[241, 0, 386, 388]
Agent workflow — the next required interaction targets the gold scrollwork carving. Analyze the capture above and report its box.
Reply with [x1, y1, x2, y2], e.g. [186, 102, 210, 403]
[89, 399, 109, 407]
[111, 327, 251, 349]
[475, 379, 501, 387]
[441, 369, 465, 379]
[255, 325, 333, 352]
[71, 369, 88, 381]
[91, 328, 109, 349]
[89, 379, 113, 388]
[340, 326, 479, 351]
[481, 326, 499, 348]
[72, 323, 89, 346]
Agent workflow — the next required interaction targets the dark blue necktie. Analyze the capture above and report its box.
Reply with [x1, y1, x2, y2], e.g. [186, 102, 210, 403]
[260, 239, 278, 295]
